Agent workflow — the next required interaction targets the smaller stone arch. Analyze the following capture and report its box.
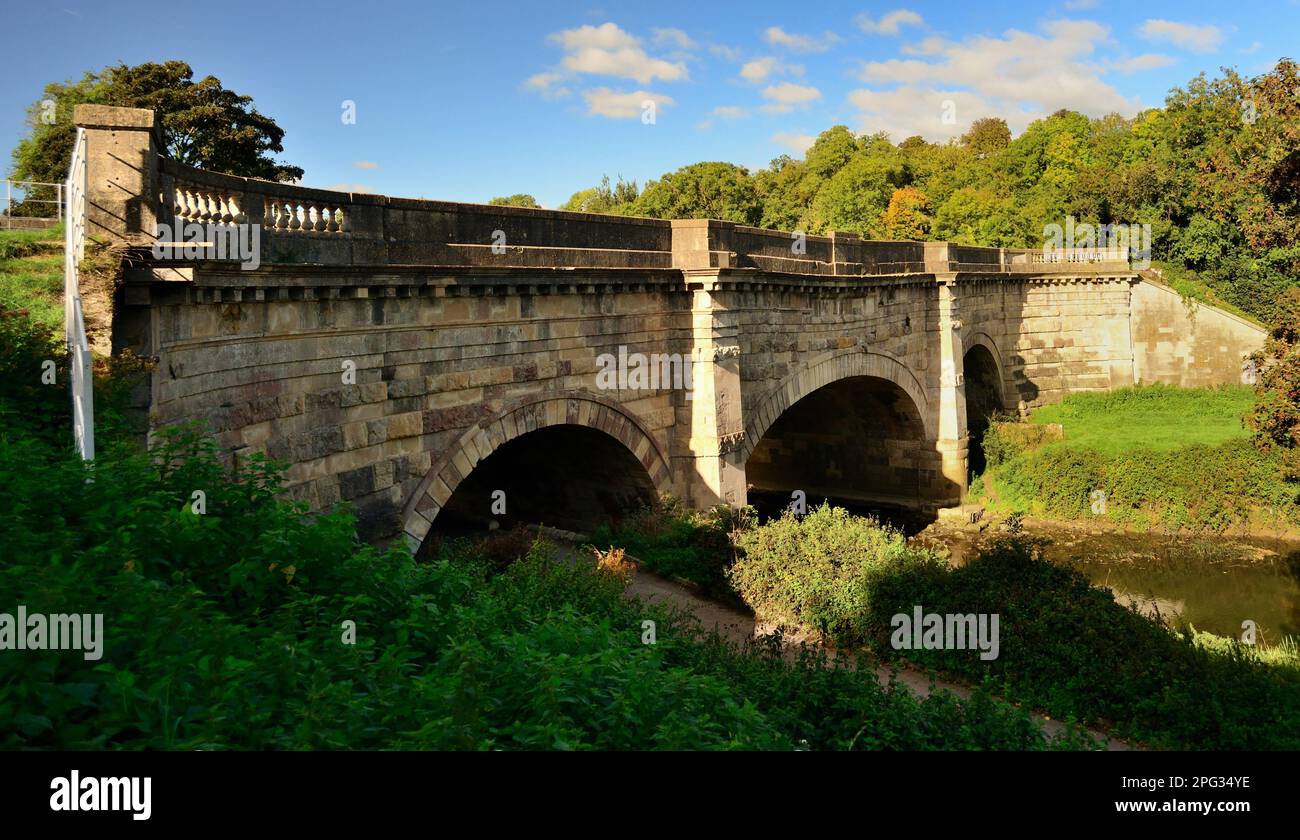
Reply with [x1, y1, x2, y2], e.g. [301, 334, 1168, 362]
[961, 330, 1010, 412]
[734, 348, 933, 466]
[400, 391, 672, 551]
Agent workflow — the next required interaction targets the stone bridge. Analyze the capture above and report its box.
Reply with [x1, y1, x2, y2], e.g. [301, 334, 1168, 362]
[76, 106, 1265, 550]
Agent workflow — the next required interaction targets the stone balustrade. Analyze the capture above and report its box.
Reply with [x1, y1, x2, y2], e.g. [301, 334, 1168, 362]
[145, 128, 1135, 280]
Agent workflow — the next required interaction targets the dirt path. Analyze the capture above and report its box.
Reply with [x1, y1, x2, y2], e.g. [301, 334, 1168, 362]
[625, 563, 1131, 751]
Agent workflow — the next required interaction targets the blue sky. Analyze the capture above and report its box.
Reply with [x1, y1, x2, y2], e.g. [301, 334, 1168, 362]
[2, 0, 1295, 207]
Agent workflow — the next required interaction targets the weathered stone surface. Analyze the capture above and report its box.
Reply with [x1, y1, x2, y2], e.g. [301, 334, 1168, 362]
[83, 107, 1264, 545]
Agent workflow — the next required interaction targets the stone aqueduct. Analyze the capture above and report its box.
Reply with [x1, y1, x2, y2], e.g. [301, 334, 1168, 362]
[75, 106, 1265, 550]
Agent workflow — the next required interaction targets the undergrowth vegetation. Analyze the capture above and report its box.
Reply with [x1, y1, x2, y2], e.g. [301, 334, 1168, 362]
[590, 496, 747, 599]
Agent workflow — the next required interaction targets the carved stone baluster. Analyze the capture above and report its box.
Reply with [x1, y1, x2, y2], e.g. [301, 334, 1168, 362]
[326, 207, 340, 233]
[288, 202, 301, 231]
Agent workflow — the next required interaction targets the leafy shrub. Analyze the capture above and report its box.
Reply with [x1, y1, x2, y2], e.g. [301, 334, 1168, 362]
[729, 504, 946, 645]
[590, 495, 745, 597]
[979, 385, 1299, 531]
[0, 305, 69, 445]
[474, 524, 541, 570]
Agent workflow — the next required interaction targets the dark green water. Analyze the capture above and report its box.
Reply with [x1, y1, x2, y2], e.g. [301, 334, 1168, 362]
[1032, 530, 1300, 641]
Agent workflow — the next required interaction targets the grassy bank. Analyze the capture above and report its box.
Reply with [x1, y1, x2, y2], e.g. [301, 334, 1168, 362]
[972, 384, 1299, 533]
[0, 226, 65, 334]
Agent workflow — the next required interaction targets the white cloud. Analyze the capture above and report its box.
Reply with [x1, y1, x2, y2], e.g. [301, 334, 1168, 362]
[1064, 0, 1099, 9]
[551, 22, 688, 84]
[352, 160, 379, 170]
[712, 105, 749, 119]
[523, 72, 571, 99]
[709, 43, 743, 61]
[740, 56, 803, 83]
[850, 20, 1142, 140]
[1110, 53, 1176, 73]
[760, 82, 822, 114]
[763, 26, 841, 53]
[902, 36, 947, 56]
[856, 9, 924, 36]
[652, 27, 696, 50]
[1139, 19, 1224, 53]
[581, 87, 675, 118]
[772, 132, 817, 154]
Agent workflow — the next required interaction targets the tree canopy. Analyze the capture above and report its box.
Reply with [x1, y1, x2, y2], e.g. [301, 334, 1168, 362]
[10, 60, 303, 194]
[488, 194, 540, 209]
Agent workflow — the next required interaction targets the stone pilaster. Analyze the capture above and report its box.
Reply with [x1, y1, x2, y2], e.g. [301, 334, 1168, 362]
[934, 276, 969, 504]
[677, 279, 747, 508]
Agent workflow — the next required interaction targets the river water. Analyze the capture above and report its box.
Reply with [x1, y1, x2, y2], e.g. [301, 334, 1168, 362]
[747, 490, 1300, 644]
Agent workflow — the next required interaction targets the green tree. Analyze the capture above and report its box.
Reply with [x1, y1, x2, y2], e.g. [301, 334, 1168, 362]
[488, 194, 540, 209]
[1248, 287, 1300, 476]
[633, 162, 760, 224]
[559, 175, 638, 214]
[809, 139, 910, 236]
[960, 117, 1011, 157]
[10, 61, 303, 198]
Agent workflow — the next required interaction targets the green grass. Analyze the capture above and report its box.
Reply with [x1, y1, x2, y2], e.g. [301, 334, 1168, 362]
[0, 226, 65, 334]
[1029, 383, 1254, 454]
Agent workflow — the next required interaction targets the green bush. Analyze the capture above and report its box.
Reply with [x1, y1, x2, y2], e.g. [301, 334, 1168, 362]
[990, 437, 1299, 530]
[729, 504, 946, 646]
[0, 365, 1073, 749]
[590, 495, 746, 598]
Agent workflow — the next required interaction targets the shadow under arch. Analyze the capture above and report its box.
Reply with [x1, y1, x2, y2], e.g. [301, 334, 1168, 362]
[961, 333, 1007, 478]
[734, 349, 934, 467]
[735, 349, 944, 520]
[400, 392, 673, 552]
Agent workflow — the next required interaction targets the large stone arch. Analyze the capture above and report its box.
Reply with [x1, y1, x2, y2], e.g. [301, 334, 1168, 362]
[734, 348, 933, 467]
[400, 391, 673, 551]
